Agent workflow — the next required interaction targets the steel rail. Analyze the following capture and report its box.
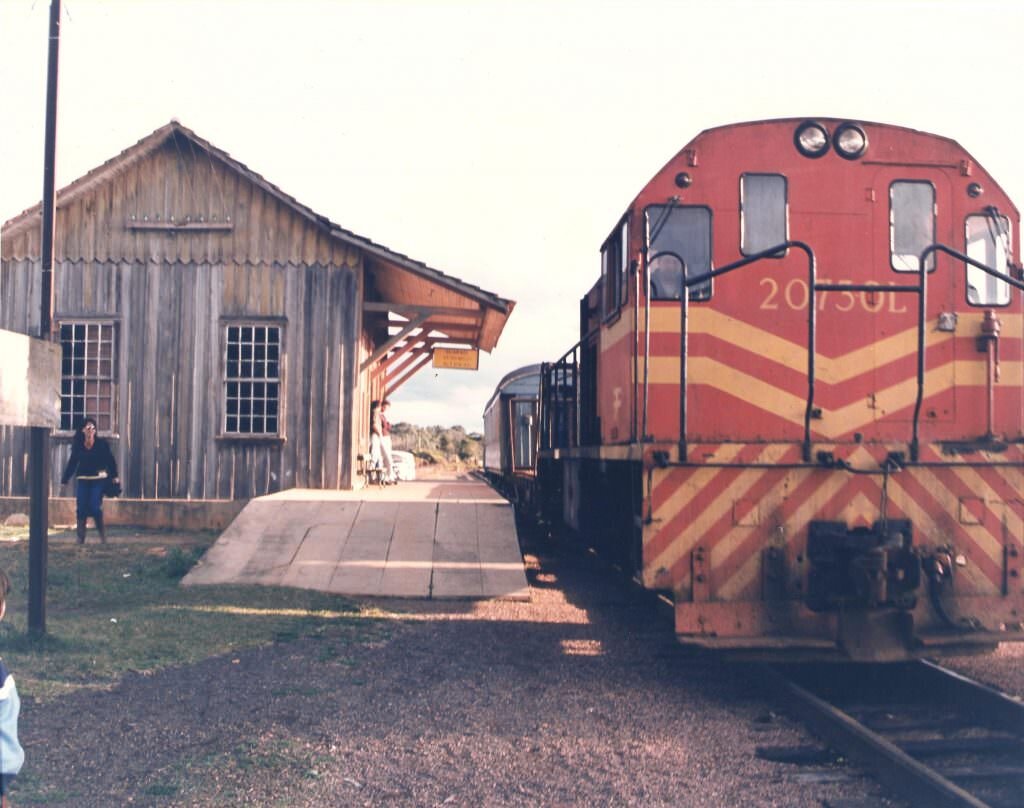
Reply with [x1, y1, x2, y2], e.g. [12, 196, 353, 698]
[761, 663, 1011, 808]
[915, 660, 1024, 737]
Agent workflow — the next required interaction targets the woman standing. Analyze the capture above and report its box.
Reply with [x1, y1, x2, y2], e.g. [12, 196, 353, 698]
[61, 417, 119, 544]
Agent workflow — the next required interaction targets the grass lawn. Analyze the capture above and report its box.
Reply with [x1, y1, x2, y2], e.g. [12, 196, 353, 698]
[0, 525, 386, 702]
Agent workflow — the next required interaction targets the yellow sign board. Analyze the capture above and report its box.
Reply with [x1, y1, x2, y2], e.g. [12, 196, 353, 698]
[432, 347, 479, 370]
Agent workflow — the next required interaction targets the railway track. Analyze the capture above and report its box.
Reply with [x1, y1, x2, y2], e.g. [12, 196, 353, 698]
[759, 660, 1024, 807]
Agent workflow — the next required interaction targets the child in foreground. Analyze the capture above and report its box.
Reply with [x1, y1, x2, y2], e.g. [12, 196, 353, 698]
[0, 570, 23, 806]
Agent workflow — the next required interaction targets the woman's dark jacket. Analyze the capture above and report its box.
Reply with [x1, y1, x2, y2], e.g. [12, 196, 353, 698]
[61, 437, 118, 484]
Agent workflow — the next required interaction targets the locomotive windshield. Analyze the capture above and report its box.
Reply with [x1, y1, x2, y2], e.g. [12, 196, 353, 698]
[966, 212, 1011, 306]
[890, 181, 936, 271]
[741, 173, 787, 256]
[645, 205, 712, 301]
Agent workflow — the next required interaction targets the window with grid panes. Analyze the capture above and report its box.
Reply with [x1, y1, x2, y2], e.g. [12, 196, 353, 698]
[59, 322, 116, 432]
[223, 324, 281, 435]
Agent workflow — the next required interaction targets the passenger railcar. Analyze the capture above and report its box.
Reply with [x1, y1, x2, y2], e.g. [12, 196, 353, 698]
[482, 364, 542, 506]
[514, 118, 1024, 661]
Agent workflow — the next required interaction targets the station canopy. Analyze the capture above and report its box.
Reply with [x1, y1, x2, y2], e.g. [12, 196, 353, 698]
[349, 232, 514, 392]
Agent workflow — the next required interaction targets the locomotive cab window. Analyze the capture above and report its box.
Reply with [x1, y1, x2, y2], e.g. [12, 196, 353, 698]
[645, 205, 712, 301]
[965, 213, 1012, 306]
[741, 174, 787, 256]
[890, 181, 936, 272]
[602, 218, 629, 318]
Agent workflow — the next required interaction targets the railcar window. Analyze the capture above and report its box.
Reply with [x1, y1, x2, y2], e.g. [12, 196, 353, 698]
[645, 205, 712, 301]
[511, 399, 537, 470]
[741, 174, 787, 256]
[965, 213, 1011, 306]
[890, 181, 936, 272]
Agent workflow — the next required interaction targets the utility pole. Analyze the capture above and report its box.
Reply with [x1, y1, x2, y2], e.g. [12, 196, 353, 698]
[28, 0, 62, 635]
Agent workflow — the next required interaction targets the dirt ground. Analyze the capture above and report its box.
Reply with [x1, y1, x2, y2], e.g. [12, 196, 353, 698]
[14, 522, 918, 808]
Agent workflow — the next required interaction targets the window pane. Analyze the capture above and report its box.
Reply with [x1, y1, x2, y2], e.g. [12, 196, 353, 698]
[741, 174, 787, 256]
[602, 239, 620, 315]
[646, 206, 712, 301]
[512, 400, 536, 469]
[619, 220, 630, 306]
[222, 323, 282, 435]
[966, 214, 1011, 306]
[59, 321, 116, 431]
[890, 182, 935, 271]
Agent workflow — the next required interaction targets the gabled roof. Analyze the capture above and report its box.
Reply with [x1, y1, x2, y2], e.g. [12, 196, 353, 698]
[3, 120, 514, 350]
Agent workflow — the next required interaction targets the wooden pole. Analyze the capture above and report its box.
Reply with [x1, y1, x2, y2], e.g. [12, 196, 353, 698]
[29, 0, 61, 635]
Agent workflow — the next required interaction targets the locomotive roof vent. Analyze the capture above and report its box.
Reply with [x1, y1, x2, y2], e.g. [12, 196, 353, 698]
[794, 121, 830, 158]
[834, 122, 868, 160]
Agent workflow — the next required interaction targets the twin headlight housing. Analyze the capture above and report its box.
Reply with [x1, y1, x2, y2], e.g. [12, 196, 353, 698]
[794, 121, 868, 160]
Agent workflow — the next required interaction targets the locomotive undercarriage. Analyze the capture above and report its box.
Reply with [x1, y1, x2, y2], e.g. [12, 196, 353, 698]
[544, 447, 1024, 663]
[664, 467, 1024, 662]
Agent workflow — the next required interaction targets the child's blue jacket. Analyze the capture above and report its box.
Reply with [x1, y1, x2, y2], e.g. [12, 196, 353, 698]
[0, 659, 23, 795]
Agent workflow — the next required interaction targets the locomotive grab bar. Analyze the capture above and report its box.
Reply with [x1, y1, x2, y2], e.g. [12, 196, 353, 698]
[911, 244, 1024, 461]
[680, 241, 816, 461]
[676, 242, 1021, 465]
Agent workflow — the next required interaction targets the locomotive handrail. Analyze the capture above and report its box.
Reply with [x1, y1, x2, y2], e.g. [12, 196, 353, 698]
[679, 242, 1021, 465]
[909, 243, 1024, 461]
[540, 341, 584, 451]
[680, 241, 817, 461]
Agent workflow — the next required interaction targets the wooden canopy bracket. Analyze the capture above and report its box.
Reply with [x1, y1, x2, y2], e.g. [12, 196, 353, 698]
[359, 312, 430, 371]
[385, 352, 433, 396]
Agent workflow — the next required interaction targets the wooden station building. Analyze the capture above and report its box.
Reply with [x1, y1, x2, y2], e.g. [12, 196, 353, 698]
[0, 121, 513, 508]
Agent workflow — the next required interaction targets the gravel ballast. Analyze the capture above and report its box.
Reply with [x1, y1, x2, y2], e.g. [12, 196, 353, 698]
[13, 529, 960, 807]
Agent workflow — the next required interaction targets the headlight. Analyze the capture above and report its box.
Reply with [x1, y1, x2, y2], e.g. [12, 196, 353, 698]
[794, 121, 830, 158]
[834, 123, 868, 159]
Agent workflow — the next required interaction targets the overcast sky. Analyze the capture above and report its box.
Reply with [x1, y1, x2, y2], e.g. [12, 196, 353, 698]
[3, 0, 1022, 431]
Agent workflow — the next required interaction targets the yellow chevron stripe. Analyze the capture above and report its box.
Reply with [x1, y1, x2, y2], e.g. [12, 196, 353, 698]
[648, 445, 790, 577]
[647, 444, 746, 540]
[640, 356, 1020, 438]
[889, 472, 1000, 594]
[881, 477, 1003, 597]
[714, 486, 884, 600]
[991, 466, 1024, 541]
[648, 306, 1022, 384]
[944, 465, 1015, 566]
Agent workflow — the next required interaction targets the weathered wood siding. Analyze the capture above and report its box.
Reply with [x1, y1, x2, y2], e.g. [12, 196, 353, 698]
[1, 131, 362, 500]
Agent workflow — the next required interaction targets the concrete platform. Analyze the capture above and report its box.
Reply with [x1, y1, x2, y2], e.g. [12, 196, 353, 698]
[181, 479, 530, 601]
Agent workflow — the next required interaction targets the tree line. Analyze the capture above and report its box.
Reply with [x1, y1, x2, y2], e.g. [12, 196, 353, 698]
[389, 423, 483, 467]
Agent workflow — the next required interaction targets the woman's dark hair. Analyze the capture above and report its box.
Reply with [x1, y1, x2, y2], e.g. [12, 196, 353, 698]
[72, 417, 98, 448]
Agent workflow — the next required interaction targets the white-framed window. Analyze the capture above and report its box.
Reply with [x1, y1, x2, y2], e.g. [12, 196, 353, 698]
[741, 173, 788, 256]
[890, 181, 936, 271]
[966, 213, 1012, 306]
[645, 205, 712, 301]
[223, 323, 282, 436]
[59, 320, 116, 432]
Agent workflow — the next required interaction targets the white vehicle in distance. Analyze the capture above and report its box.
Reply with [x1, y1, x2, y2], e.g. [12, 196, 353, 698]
[391, 450, 416, 481]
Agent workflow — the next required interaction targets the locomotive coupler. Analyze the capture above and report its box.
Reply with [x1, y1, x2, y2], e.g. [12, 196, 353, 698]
[806, 520, 921, 612]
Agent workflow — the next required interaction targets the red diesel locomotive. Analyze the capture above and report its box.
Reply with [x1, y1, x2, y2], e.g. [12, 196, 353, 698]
[529, 118, 1024, 661]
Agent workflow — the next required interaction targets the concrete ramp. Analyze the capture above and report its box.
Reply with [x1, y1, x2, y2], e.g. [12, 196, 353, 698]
[181, 479, 530, 600]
